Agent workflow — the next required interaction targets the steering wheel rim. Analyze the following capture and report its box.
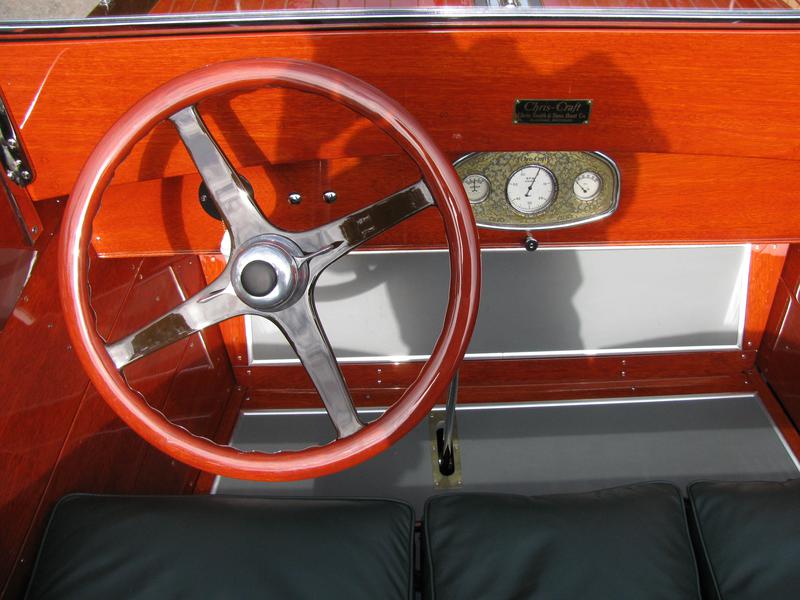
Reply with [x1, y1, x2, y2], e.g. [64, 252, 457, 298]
[59, 58, 481, 481]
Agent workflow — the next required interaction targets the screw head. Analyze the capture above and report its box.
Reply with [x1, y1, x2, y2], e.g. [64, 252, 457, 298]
[288, 192, 302, 205]
[323, 190, 337, 204]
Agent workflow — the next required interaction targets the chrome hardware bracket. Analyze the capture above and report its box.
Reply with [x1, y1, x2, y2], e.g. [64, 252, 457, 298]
[0, 94, 34, 187]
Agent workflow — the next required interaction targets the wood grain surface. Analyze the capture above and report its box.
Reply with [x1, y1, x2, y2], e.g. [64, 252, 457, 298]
[2, 28, 800, 203]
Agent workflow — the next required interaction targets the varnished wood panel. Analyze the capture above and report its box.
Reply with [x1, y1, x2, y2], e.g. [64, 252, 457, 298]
[0, 248, 36, 329]
[134, 258, 236, 493]
[244, 372, 753, 410]
[758, 244, 800, 429]
[775, 244, 800, 296]
[91, 153, 800, 257]
[0, 204, 138, 597]
[194, 385, 247, 493]
[2, 28, 800, 202]
[0, 165, 42, 330]
[0, 206, 237, 597]
[36, 258, 195, 508]
[746, 243, 789, 352]
[237, 350, 757, 396]
[0, 183, 28, 248]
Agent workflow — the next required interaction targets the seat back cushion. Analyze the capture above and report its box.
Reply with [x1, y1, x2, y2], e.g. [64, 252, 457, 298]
[25, 494, 415, 600]
[688, 479, 800, 600]
[423, 482, 701, 600]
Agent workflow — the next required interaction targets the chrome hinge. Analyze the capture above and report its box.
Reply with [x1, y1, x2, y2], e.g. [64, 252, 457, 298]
[0, 94, 34, 187]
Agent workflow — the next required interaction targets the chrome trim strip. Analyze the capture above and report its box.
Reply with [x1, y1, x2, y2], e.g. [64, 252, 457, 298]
[2, 8, 800, 35]
[735, 244, 751, 350]
[247, 341, 743, 365]
[246, 243, 751, 365]
[314, 243, 752, 254]
[240, 393, 760, 416]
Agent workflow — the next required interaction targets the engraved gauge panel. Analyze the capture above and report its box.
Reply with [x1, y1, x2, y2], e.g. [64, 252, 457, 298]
[462, 174, 490, 204]
[506, 165, 557, 215]
[453, 151, 620, 231]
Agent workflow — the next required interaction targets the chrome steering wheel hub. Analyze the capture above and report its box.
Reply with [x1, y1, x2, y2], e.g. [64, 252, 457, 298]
[230, 234, 307, 311]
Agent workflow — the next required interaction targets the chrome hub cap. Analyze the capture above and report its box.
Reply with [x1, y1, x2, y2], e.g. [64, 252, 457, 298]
[230, 235, 307, 311]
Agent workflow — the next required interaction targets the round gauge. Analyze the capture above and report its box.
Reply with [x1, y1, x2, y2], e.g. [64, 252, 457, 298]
[573, 171, 602, 201]
[462, 174, 490, 204]
[506, 165, 557, 215]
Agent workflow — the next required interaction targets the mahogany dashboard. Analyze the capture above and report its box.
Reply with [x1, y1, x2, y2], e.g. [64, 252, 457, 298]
[455, 151, 620, 231]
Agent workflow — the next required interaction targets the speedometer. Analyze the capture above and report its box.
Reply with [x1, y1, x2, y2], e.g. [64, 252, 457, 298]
[506, 165, 557, 215]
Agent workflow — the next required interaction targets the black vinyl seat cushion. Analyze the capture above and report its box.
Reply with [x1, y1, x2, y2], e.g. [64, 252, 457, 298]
[423, 482, 701, 600]
[688, 479, 800, 600]
[25, 494, 415, 600]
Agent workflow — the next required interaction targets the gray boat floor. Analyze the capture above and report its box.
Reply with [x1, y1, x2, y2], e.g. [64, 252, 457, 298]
[214, 393, 800, 515]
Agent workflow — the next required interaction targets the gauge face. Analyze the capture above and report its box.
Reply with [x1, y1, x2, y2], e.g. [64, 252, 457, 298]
[506, 165, 557, 215]
[573, 171, 602, 201]
[462, 174, 490, 204]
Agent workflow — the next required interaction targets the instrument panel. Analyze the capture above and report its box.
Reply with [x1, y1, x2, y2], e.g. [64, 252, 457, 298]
[456, 152, 620, 230]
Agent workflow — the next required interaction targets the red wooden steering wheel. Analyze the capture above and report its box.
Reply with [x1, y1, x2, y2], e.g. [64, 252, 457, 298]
[59, 59, 481, 481]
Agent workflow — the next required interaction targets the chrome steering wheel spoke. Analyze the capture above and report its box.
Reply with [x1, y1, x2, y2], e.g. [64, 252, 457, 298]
[112, 139, 432, 434]
[170, 105, 275, 246]
[106, 267, 249, 370]
[267, 296, 363, 438]
[294, 181, 434, 281]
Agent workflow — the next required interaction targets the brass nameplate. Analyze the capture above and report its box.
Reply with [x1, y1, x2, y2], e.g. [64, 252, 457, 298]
[514, 99, 591, 125]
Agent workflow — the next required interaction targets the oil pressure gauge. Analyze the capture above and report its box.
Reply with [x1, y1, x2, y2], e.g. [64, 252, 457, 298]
[462, 174, 490, 204]
[573, 171, 602, 201]
[506, 165, 557, 214]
